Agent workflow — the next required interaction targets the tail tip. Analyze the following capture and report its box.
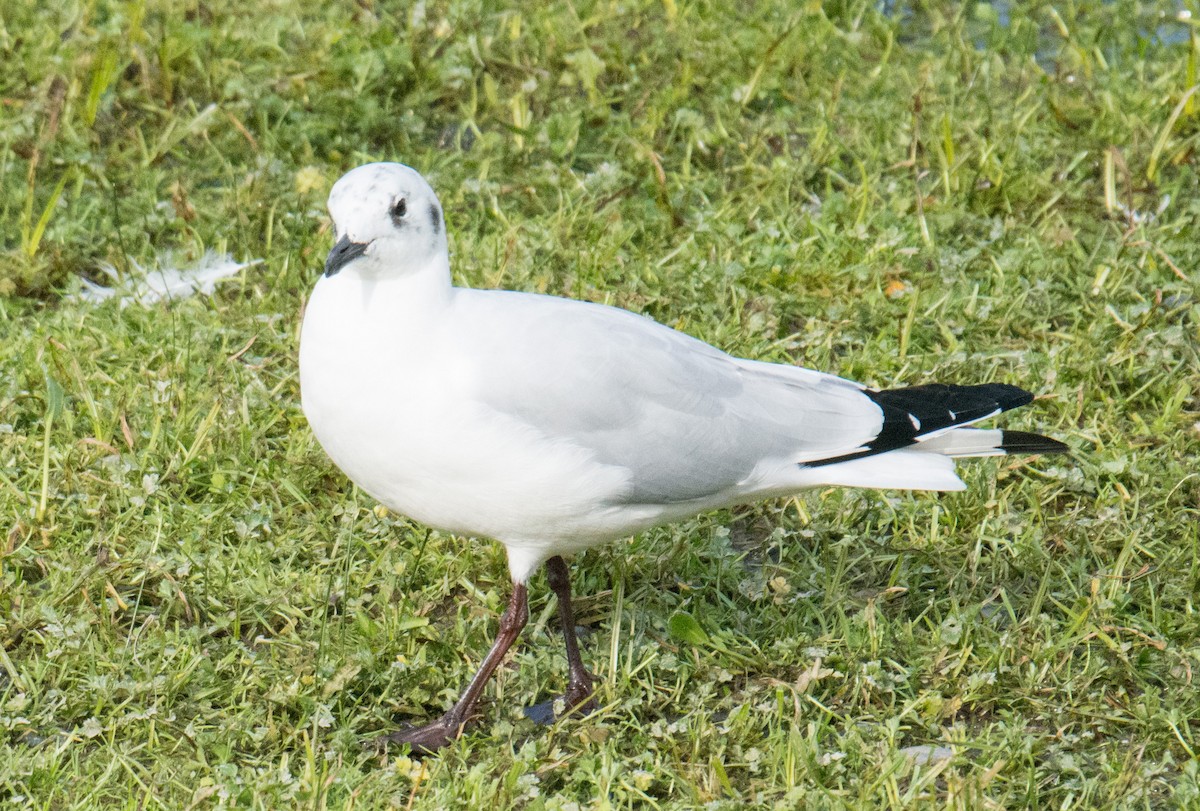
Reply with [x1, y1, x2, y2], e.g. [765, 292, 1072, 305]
[999, 430, 1069, 455]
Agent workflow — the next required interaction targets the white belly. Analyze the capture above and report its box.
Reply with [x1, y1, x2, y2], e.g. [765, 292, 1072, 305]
[299, 282, 638, 548]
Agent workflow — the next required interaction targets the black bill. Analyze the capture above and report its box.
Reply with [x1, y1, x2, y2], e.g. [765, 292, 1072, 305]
[324, 235, 369, 277]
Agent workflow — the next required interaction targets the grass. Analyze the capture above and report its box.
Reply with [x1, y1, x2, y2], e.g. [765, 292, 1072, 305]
[2, 0, 1199, 807]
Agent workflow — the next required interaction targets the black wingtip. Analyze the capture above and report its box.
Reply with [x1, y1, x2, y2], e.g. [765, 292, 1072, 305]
[862, 382, 1037, 452]
[999, 430, 1069, 455]
[804, 382, 1063, 469]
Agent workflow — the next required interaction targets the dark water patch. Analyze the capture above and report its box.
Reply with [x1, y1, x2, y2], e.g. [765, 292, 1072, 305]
[878, 1, 1195, 76]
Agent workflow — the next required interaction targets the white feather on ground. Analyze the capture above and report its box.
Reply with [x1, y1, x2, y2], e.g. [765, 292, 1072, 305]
[76, 251, 262, 306]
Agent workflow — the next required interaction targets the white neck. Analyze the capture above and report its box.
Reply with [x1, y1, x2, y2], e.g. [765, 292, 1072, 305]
[325, 252, 454, 321]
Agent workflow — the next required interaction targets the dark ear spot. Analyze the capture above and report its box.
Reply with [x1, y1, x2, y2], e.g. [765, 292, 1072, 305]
[429, 203, 441, 235]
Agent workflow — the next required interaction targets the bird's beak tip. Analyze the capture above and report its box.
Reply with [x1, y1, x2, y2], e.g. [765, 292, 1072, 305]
[324, 235, 370, 277]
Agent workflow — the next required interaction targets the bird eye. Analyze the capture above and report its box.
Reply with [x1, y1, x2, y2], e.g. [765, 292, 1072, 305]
[390, 198, 408, 222]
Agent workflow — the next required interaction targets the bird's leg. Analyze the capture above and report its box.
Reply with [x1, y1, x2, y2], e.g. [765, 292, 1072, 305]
[545, 555, 597, 715]
[379, 581, 529, 756]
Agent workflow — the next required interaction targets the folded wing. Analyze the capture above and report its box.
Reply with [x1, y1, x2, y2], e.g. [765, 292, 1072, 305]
[456, 291, 1062, 505]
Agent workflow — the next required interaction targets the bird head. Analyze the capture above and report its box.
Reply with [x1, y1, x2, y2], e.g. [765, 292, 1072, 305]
[323, 162, 447, 278]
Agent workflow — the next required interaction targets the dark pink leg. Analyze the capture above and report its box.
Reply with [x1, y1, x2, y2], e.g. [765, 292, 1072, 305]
[545, 556, 597, 714]
[379, 581, 529, 755]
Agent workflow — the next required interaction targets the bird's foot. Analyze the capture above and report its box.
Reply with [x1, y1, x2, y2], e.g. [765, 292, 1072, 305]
[374, 713, 467, 756]
[561, 673, 598, 716]
[524, 674, 598, 726]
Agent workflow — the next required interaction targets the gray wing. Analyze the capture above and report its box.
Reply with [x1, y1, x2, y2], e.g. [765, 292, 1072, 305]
[456, 290, 884, 503]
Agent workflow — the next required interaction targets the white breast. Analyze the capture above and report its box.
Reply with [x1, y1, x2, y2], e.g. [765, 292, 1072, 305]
[299, 275, 639, 550]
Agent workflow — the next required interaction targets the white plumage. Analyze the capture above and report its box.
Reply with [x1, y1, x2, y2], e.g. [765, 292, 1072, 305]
[298, 162, 1065, 753]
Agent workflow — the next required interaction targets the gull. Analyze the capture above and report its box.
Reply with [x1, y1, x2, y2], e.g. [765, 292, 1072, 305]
[299, 162, 1067, 754]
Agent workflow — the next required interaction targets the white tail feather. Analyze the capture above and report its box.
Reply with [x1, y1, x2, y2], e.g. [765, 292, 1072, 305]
[807, 449, 966, 491]
[915, 428, 1007, 458]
